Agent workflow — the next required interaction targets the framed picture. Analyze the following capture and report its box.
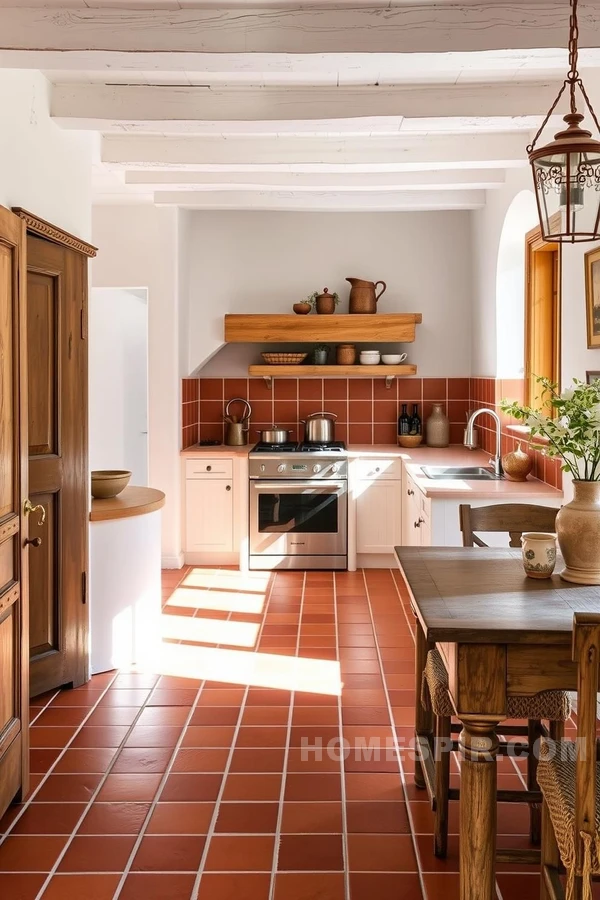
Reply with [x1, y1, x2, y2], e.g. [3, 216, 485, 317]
[587, 371, 600, 384]
[585, 246, 600, 348]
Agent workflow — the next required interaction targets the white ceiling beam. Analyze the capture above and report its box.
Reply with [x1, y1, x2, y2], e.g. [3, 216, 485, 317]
[1, 5, 600, 55]
[51, 81, 564, 131]
[101, 132, 530, 171]
[152, 189, 486, 211]
[125, 169, 506, 191]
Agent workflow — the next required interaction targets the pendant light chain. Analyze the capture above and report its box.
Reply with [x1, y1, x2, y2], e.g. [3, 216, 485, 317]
[568, 0, 579, 112]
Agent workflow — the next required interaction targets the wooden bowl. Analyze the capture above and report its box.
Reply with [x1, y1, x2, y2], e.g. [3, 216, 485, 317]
[91, 470, 132, 499]
[397, 435, 423, 449]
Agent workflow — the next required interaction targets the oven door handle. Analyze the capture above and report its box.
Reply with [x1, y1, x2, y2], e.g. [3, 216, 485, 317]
[251, 481, 346, 493]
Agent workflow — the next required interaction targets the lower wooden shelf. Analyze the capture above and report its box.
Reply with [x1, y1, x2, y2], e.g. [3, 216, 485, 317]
[248, 364, 417, 377]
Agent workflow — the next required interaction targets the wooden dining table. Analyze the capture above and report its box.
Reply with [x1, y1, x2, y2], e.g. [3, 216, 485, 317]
[394, 545, 600, 900]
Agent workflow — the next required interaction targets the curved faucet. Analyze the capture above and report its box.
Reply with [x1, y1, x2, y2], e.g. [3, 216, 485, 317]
[465, 408, 504, 477]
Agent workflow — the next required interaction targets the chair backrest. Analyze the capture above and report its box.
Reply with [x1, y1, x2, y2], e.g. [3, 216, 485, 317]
[570, 613, 600, 881]
[459, 503, 558, 548]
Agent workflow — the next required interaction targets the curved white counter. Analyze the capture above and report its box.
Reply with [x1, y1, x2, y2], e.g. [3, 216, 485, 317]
[90, 487, 166, 674]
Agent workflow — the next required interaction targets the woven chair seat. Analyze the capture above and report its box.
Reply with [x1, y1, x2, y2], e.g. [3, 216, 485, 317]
[423, 648, 571, 721]
[538, 739, 600, 900]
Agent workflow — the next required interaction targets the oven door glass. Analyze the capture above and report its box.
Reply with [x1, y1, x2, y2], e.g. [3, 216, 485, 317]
[250, 481, 347, 557]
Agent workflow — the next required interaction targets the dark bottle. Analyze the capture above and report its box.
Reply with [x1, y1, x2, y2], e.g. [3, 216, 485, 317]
[398, 404, 411, 436]
[410, 404, 422, 435]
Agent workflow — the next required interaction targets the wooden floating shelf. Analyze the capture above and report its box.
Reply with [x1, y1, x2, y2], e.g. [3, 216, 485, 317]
[248, 365, 417, 377]
[249, 364, 417, 389]
[225, 313, 422, 344]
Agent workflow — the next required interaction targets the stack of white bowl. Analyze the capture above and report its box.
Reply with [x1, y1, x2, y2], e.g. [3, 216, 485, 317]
[359, 350, 381, 365]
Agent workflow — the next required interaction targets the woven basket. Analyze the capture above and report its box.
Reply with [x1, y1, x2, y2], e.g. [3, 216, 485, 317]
[261, 352, 308, 365]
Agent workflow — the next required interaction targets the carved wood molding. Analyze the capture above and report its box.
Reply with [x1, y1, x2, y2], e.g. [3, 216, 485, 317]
[12, 208, 97, 258]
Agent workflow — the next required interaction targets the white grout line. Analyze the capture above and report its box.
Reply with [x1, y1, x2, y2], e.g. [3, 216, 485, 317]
[361, 568, 428, 900]
[333, 571, 351, 900]
[29, 690, 62, 726]
[267, 570, 306, 900]
[188, 567, 280, 900]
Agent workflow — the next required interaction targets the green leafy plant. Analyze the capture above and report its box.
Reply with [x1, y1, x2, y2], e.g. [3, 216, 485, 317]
[314, 343, 330, 352]
[501, 376, 600, 480]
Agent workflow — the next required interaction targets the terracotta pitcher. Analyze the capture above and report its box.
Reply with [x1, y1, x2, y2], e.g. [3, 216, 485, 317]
[346, 277, 386, 314]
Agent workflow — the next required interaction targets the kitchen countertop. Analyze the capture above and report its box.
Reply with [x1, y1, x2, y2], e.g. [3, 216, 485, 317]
[180, 443, 562, 500]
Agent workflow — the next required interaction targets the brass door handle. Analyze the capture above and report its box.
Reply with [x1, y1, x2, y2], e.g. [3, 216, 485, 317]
[25, 537, 42, 548]
[24, 500, 46, 527]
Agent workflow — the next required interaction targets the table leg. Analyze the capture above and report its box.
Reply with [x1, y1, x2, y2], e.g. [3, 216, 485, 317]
[414, 618, 432, 789]
[458, 717, 500, 900]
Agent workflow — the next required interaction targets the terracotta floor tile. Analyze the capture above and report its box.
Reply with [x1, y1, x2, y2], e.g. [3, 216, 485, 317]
[196, 873, 271, 900]
[30, 749, 63, 773]
[168, 748, 227, 774]
[146, 802, 214, 835]
[230, 748, 286, 772]
[240, 707, 289, 726]
[131, 834, 206, 871]
[53, 748, 117, 774]
[281, 802, 343, 833]
[278, 833, 344, 871]
[346, 801, 411, 833]
[274, 873, 346, 900]
[205, 835, 275, 871]
[215, 803, 279, 834]
[235, 727, 288, 748]
[289, 726, 340, 747]
[0, 873, 47, 900]
[98, 689, 151, 707]
[113, 673, 160, 689]
[111, 747, 173, 774]
[11, 803, 86, 835]
[35, 774, 103, 803]
[50, 691, 104, 708]
[124, 726, 183, 748]
[291, 707, 339, 726]
[160, 773, 223, 802]
[342, 707, 392, 726]
[347, 834, 418, 872]
[222, 774, 282, 802]
[86, 708, 140, 727]
[78, 802, 151, 835]
[422, 873, 460, 900]
[137, 706, 190, 726]
[0, 835, 68, 872]
[70, 726, 130, 748]
[29, 727, 78, 748]
[197, 689, 246, 707]
[190, 707, 240, 726]
[57, 835, 137, 872]
[147, 689, 198, 706]
[350, 872, 423, 900]
[118, 873, 197, 900]
[40, 874, 122, 900]
[182, 726, 236, 748]
[96, 774, 163, 802]
[284, 773, 342, 801]
[286, 748, 341, 773]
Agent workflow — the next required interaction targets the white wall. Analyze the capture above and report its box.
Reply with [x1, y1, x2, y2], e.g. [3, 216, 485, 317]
[185, 210, 474, 377]
[89, 288, 149, 485]
[91, 205, 183, 567]
[0, 70, 93, 239]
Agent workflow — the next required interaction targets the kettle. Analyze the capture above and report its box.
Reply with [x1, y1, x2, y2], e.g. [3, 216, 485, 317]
[224, 398, 252, 446]
[346, 277, 387, 314]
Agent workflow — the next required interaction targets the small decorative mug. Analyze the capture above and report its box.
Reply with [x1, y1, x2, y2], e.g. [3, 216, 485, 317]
[521, 532, 557, 579]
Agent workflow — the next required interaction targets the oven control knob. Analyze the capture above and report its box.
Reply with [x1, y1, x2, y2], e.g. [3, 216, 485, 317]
[313, 464, 322, 474]
[260, 464, 266, 472]
[277, 464, 286, 473]
[331, 464, 339, 474]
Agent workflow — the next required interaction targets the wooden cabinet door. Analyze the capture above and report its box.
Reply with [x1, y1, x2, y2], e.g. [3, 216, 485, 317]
[356, 479, 402, 554]
[0, 206, 29, 820]
[27, 234, 89, 696]
[185, 479, 234, 552]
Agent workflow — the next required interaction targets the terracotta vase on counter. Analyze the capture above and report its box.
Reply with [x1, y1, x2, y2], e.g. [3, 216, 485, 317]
[556, 481, 600, 584]
[425, 403, 449, 448]
[502, 441, 533, 482]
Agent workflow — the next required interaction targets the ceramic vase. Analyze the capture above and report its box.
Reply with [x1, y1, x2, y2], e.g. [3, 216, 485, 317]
[556, 481, 600, 584]
[425, 403, 450, 448]
[502, 441, 534, 482]
[521, 532, 557, 579]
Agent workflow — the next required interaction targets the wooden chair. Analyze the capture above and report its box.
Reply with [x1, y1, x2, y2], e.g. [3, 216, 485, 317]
[420, 503, 571, 859]
[538, 612, 600, 900]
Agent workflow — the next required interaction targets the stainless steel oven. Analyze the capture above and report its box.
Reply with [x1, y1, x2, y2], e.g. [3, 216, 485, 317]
[249, 453, 348, 570]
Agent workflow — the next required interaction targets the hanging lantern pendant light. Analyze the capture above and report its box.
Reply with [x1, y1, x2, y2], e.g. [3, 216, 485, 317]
[528, 0, 600, 243]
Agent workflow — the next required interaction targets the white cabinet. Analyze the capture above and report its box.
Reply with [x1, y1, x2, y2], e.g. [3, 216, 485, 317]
[356, 478, 402, 553]
[185, 478, 233, 553]
[402, 471, 431, 546]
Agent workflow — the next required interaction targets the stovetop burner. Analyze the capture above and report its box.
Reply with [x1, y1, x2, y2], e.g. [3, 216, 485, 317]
[251, 441, 346, 454]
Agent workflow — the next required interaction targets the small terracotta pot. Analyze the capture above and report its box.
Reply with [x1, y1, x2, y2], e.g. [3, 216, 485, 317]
[502, 441, 533, 482]
[293, 302, 311, 315]
[557, 480, 600, 584]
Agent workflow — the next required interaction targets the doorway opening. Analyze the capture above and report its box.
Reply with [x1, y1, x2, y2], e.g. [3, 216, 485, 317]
[90, 287, 149, 485]
[524, 226, 561, 410]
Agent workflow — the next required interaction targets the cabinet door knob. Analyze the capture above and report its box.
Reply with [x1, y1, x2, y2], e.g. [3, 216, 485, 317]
[226, 485, 231, 492]
[407, 488, 414, 496]
[206, 465, 212, 472]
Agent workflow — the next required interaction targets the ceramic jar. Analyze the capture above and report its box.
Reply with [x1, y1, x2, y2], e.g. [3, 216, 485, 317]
[425, 403, 450, 448]
[521, 532, 557, 579]
[502, 441, 533, 482]
[556, 481, 600, 584]
[337, 344, 356, 365]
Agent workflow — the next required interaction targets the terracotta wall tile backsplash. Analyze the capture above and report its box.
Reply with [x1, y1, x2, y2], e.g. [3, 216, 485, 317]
[181, 375, 561, 490]
[183, 377, 472, 449]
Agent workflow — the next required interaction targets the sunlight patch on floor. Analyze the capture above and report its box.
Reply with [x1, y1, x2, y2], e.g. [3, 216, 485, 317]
[182, 568, 271, 594]
[157, 641, 342, 695]
[160, 615, 261, 648]
[166, 586, 266, 614]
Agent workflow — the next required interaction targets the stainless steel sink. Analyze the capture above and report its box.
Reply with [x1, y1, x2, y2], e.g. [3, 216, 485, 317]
[420, 466, 500, 481]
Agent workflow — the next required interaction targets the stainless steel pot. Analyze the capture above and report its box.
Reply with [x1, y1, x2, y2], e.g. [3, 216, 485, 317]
[256, 427, 294, 444]
[302, 412, 337, 443]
